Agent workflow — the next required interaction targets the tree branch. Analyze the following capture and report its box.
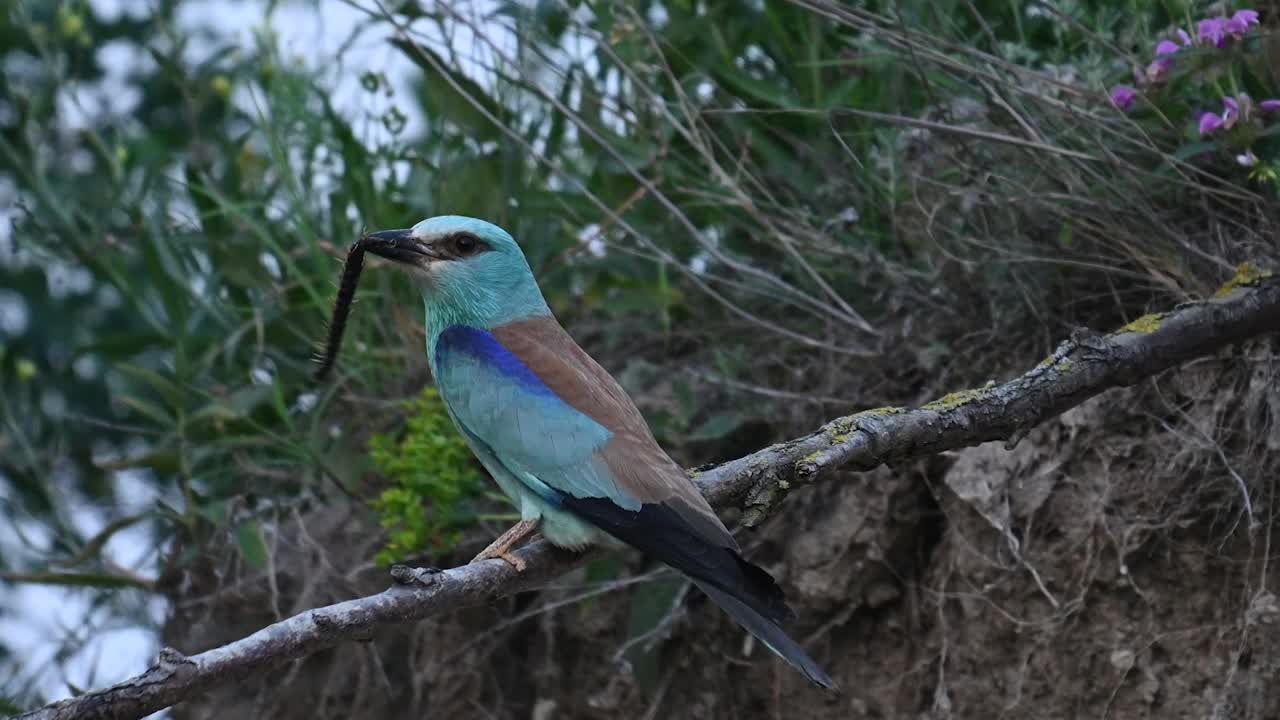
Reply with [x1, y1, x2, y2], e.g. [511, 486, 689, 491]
[16, 267, 1279, 720]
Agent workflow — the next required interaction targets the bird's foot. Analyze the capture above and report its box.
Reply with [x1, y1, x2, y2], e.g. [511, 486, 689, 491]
[470, 518, 539, 572]
[469, 546, 528, 572]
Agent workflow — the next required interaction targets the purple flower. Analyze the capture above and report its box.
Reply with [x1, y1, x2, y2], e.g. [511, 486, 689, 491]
[1226, 9, 1260, 36]
[1236, 150, 1259, 167]
[1200, 111, 1225, 135]
[1260, 99, 1280, 112]
[1200, 96, 1247, 135]
[1110, 85, 1137, 111]
[1199, 16, 1229, 47]
[1223, 96, 1240, 128]
[1146, 40, 1182, 81]
[1177, 28, 1194, 46]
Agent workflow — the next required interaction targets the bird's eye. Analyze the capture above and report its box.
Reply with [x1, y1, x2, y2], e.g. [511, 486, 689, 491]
[452, 234, 479, 256]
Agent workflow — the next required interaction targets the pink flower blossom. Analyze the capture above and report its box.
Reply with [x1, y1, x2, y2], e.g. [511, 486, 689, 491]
[1226, 9, 1260, 36]
[1198, 16, 1229, 47]
[1110, 85, 1137, 111]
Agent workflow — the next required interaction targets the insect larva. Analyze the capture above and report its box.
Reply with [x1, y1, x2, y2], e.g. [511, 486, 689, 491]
[313, 237, 368, 382]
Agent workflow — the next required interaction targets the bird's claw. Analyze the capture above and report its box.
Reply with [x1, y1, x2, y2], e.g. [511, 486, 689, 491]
[471, 549, 527, 572]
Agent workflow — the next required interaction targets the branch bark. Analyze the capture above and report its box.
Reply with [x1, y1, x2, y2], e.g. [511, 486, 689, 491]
[16, 268, 1280, 720]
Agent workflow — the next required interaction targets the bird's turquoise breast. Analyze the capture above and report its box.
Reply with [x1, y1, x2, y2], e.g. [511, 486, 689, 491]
[428, 323, 632, 548]
[431, 324, 611, 471]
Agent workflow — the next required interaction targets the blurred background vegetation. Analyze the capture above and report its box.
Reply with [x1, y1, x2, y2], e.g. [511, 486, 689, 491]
[2, 0, 1277, 716]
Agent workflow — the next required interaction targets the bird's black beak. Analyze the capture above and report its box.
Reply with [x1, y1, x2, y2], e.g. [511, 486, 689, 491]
[358, 229, 439, 264]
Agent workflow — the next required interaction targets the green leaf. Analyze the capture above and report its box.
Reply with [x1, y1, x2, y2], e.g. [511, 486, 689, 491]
[190, 385, 273, 423]
[115, 364, 184, 405]
[97, 450, 181, 474]
[234, 521, 269, 569]
[715, 64, 797, 107]
[117, 394, 175, 426]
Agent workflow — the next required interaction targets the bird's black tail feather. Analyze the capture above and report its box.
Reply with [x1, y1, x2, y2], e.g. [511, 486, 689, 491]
[695, 580, 837, 690]
[557, 495, 836, 689]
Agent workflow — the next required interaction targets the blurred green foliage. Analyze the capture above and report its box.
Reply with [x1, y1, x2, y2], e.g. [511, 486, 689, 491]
[368, 387, 484, 565]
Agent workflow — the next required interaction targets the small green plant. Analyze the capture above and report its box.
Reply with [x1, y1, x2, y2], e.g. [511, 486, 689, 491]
[368, 387, 485, 565]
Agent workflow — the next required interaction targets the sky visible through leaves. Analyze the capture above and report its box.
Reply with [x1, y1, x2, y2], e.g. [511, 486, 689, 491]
[0, 0, 430, 701]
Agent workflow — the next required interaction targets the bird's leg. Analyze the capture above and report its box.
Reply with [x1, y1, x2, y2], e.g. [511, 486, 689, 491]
[471, 518, 539, 572]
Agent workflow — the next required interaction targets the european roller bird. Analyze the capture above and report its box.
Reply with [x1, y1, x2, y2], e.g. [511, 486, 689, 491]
[359, 216, 834, 689]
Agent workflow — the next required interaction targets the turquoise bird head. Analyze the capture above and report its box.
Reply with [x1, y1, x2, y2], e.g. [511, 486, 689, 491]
[364, 215, 551, 338]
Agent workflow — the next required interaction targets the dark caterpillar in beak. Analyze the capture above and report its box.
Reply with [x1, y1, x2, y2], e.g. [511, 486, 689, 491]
[312, 235, 368, 382]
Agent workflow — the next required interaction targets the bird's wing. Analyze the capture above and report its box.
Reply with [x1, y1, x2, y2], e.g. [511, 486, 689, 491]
[432, 317, 734, 550]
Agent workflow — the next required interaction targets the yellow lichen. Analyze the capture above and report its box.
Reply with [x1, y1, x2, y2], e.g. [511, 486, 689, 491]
[1214, 261, 1274, 298]
[922, 388, 988, 410]
[823, 406, 906, 443]
[859, 406, 907, 417]
[826, 417, 854, 437]
[1113, 313, 1162, 336]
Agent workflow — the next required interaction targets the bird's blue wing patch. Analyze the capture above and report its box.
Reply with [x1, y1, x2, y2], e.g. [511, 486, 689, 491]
[435, 325, 559, 399]
[433, 324, 638, 509]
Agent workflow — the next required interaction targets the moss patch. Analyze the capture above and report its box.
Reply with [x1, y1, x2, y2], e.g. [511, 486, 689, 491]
[922, 388, 989, 410]
[1214, 261, 1274, 298]
[1112, 313, 1163, 336]
[825, 406, 907, 440]
[859, 405, 907, 417]
[826, 417, 855, 437]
